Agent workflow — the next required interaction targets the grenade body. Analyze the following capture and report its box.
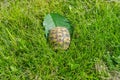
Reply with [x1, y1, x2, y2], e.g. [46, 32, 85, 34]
[49, 27, 70, 50]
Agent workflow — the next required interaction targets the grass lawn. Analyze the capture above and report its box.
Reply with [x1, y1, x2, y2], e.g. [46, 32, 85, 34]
[0, 0, 120, 80]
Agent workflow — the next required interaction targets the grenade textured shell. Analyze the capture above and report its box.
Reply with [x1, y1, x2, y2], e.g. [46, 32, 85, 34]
[49, 27, 70, 50]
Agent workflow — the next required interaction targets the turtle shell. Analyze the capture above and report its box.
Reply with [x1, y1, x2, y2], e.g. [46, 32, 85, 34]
[49, 27, 70, 50]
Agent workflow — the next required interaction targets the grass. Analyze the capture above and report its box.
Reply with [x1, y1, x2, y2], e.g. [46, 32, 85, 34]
[0, 0, 120, 80]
